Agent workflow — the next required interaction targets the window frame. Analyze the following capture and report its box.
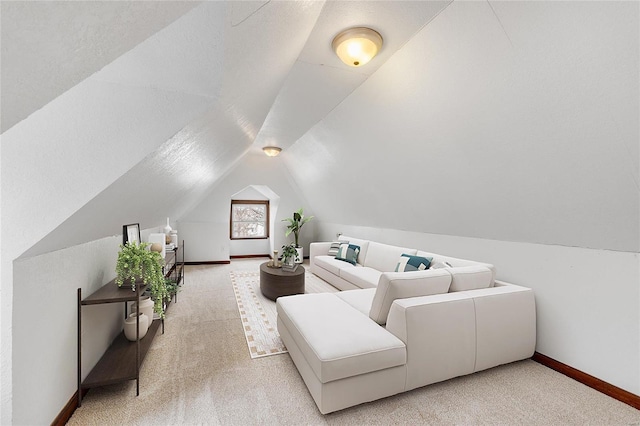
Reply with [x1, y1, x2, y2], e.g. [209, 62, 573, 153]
[230, 199, 270, 240]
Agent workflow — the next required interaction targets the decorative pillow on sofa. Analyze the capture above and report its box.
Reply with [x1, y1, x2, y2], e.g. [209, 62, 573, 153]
[369, 270, 452, 325]
[429, 260, 453, 269]
[335, 243, 360, 265]
[328, 241, 344, 257]
[395, 254, 433, 272]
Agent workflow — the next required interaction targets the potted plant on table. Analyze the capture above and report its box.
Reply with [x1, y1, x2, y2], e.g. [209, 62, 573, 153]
[280, 243, 300, 271]
[116, 241, 169, 318]
[282, 207, 314, 263]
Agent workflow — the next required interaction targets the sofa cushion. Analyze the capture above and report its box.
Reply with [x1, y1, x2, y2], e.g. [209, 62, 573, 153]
[449, 266, 493, 292]
[369, 270, 452, 325]
[335, 243, 361, 265]
[339, 236, 370, 265]
[395, 254, 433, 272]
[315, 255, 356, 276]
[335, 288, 376, 316]
[364, 242, 418, 272]
[276, 293, 406, 383]
[339, 267, 382, 289]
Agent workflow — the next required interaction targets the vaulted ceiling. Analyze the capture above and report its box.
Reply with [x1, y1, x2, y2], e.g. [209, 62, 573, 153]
[2, 1, 638, 260]
[1, 1, 451, 258]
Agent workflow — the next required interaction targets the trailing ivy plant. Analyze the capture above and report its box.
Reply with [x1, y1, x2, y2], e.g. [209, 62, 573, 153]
[115, 241, 169, 318]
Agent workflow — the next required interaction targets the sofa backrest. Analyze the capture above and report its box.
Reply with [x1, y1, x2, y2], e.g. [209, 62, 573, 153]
[417, 250, 496, 285]
[369, 270, 451, 325]
[364, 242, 417, 272]
[448, 266, 493, 292]
[339, 236, 370, 266]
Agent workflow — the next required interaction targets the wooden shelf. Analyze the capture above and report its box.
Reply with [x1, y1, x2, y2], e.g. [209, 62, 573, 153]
[81, 279, 147, 305]
[78, 240, 184, 406]
[82, 319, 161, 388]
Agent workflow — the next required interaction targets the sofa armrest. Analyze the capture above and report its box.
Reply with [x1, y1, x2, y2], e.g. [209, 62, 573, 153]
[309, 242, 332, 270]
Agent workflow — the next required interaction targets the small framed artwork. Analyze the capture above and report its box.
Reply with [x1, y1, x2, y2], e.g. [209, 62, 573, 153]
[123, 223, 141, 246]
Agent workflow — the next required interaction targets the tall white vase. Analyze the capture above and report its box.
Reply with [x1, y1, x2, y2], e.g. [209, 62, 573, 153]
[295, 247, 303, 264]
[164, 217, 172, 234]
[131, 296, 154, 330]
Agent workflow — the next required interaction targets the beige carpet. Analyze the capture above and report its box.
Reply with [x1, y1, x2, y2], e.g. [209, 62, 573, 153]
[68, 260, 640, 425]
[230, 268, 338, 358]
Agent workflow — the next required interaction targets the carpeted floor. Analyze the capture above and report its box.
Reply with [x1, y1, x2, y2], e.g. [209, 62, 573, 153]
[68, 260, 640, 425]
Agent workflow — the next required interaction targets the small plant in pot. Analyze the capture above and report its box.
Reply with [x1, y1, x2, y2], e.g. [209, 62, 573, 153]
[282, 207, 313, 262]
[115, 241, 169, 318]
[280, 243, 300, 270]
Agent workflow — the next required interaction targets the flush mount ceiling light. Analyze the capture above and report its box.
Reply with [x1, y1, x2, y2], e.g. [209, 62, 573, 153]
[332, 27, 383, 67]
[262, 146, 282, 157]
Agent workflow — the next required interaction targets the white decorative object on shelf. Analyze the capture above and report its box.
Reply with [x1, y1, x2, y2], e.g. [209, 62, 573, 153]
[164, 217, 172, 235]
[131, 297, 154, 332]
[124, 312, 149, 341]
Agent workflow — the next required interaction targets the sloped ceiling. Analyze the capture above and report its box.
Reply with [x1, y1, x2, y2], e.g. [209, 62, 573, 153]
[0, 1, 201, 133]
[3, 0, 450, 259]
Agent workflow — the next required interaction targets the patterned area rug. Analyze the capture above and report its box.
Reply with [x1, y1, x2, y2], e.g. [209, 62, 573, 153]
[230, 268, 338, 358]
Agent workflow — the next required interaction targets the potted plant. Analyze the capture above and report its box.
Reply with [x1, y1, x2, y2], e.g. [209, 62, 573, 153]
[115, 241, 169, 318]
[280, 243, 300, 270]
[282, 207, 314, 263]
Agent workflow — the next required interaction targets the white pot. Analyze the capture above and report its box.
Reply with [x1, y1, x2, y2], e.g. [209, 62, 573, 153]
[124, 312, 149, 341]
[295, 247, 303, 264]
[131, 296, 154, 330]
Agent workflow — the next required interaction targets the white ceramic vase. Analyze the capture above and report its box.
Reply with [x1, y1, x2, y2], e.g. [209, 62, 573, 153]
[124, 312, 149, 341]
[295, 247, 303, 264]
[131, 296, 154, 330]
[164, 217, 172, 235]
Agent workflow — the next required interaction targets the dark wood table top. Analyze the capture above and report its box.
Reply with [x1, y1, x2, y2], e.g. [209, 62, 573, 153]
[260, 262, 305, 277]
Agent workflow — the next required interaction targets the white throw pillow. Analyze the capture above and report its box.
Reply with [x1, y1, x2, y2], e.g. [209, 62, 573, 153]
[369, 270, 452, 325]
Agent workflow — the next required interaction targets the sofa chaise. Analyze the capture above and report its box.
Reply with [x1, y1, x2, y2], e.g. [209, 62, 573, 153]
[276, 236, 536, 414]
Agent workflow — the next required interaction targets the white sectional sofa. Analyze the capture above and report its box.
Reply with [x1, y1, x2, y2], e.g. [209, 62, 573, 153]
[276, 236, 536, 414]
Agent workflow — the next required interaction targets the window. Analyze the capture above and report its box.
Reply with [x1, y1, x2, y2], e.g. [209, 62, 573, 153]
[230, 200, 269, 239]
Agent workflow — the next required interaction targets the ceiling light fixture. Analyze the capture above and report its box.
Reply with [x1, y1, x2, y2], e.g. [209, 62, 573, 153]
[262, 146, 282, 157]
[332, 27, 383, 67]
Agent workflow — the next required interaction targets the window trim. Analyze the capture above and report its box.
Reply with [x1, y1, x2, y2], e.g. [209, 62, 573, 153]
[230, 199, 270, 240]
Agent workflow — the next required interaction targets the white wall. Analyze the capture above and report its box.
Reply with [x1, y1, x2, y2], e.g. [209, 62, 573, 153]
[12, 236, 123, 425]
[317, 222, 640, 395]
[180, 151, 316, 262]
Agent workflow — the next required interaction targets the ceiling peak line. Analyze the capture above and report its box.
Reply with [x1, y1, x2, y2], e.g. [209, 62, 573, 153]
[486, 0, 515, 48]
[232, 0, 272, 28]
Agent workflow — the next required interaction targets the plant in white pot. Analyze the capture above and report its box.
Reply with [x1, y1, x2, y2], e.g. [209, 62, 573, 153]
[115, 241, 169, 318]
[280, 243, 300, 270]
[282, 208, 314, 263]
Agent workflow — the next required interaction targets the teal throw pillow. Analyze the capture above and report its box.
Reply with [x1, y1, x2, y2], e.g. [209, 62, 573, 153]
[395, 254, 433, 272]
[335, 243, 360, 265]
